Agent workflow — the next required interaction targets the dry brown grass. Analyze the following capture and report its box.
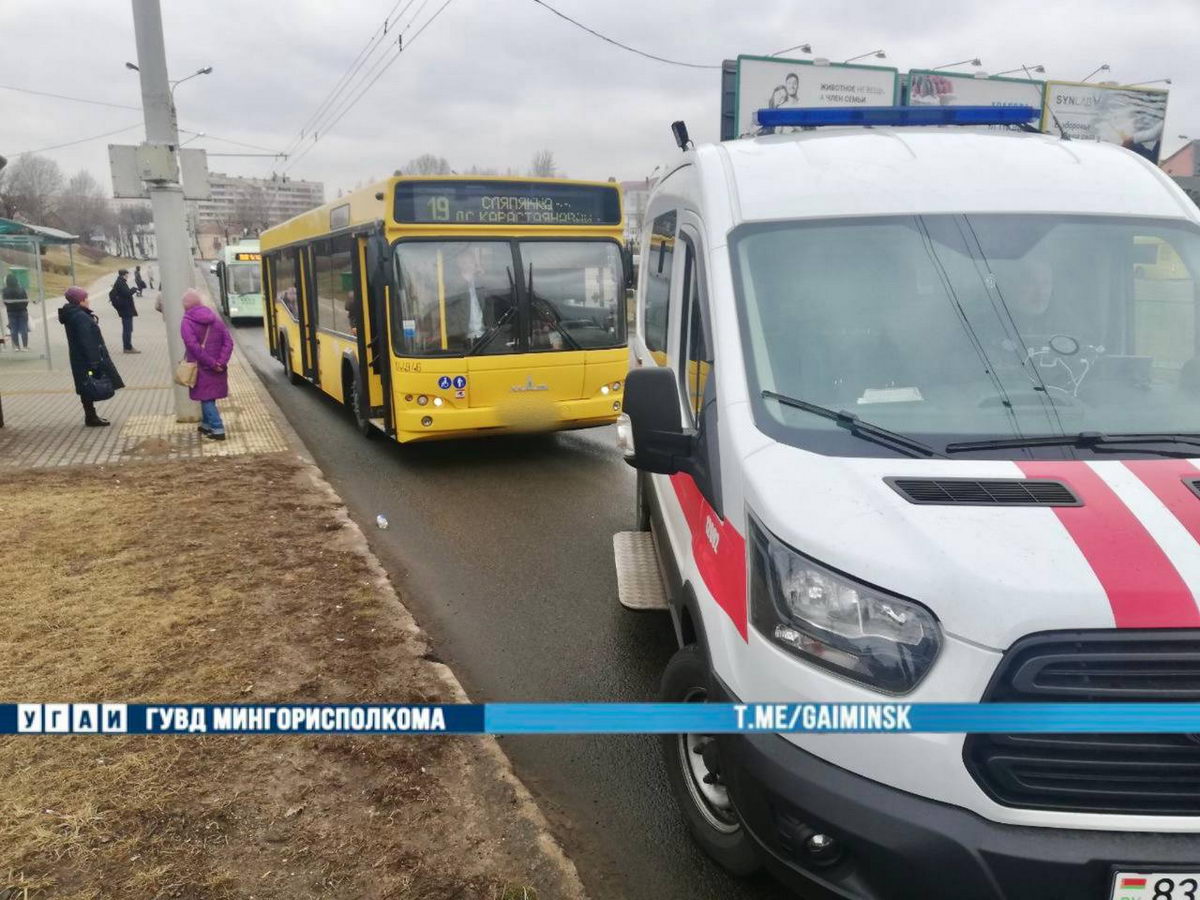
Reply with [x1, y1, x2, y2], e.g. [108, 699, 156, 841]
[0, 456, 559, 899]
[1, 246, 143, 301]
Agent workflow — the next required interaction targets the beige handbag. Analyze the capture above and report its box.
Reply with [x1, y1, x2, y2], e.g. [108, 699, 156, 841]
[173, 324, 210, 388]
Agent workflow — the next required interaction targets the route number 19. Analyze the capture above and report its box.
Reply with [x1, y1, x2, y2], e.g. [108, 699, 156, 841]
[426, 196, 451, 221]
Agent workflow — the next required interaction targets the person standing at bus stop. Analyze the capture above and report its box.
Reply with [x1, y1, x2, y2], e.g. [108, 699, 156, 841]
[180, 289, 233, 441]
[109, 269, 139, 353]
[3, 272, 30, 351]
[58, 285, 124, 427]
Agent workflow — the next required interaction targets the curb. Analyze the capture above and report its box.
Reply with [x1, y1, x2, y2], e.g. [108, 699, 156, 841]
[229, 318, 588, 898]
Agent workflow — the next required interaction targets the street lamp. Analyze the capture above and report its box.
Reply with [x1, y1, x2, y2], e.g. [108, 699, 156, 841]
[994, 64, 1045, 77]
[170, 66, 213, 98]
[1081, 64, 1110, 82]
[932, 58, 982, 70]
[844, 49, 887, 63]
[771, 42, 812, 57]
[1124, 78, 1172, 87]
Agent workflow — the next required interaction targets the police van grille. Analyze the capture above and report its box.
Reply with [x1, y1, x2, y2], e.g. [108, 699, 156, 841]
[964, 632, 1200, 814]
[887, 478, 1079, 506]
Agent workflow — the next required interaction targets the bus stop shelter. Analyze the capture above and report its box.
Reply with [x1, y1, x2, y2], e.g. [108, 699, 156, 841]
[0, 218, 79, 426]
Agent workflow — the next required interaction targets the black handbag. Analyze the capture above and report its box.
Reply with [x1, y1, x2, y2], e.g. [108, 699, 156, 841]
[81, 371, 115, 402]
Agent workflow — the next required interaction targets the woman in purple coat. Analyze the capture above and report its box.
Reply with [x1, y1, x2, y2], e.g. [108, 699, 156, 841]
[180, 289, 234, 441]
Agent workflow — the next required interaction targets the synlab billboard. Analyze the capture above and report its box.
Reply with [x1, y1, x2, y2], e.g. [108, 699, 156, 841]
[1043, 81, 1169, 162]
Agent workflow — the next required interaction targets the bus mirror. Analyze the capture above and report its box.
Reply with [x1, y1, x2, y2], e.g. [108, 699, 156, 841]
[621, 244, 635, 289]
[366, 233, 392, 277]
[622, 366, 695, 475]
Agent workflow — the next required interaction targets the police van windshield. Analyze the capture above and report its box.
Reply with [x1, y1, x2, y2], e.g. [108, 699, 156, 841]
[732, 214, 1200, 457]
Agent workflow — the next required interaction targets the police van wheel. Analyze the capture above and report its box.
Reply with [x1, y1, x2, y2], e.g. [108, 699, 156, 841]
[660, 644, 761, 877]
[635, 471, 652, 532]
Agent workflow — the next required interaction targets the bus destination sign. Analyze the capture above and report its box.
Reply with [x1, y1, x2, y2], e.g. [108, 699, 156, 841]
[233, 252, 261, 262]
[394, 180, 621, 227]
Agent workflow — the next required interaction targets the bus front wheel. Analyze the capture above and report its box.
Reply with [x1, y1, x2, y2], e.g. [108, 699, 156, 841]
[280, 334, 303, 386]
[344, 372, 374, 439]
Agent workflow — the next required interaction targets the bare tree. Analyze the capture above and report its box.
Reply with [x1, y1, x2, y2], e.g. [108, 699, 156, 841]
[58, 170, 113, 241]
[405, 154, 453, 175]
[0, 153, 64, 223]
[115, 202, 153, 257]
[528, 150, 557, 178]
[233, 185, 271, 236]
[465, 164, 499, 175]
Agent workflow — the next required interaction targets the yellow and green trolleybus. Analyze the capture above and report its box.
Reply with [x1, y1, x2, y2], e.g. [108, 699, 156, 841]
[260, 175, 628, 442]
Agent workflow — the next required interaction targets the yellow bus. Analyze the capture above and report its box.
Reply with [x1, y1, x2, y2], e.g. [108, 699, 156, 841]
[260, 175, 628, 442]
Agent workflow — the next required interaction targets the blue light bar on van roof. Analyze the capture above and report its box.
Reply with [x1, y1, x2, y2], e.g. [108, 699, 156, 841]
[754, 105, 1040, 129]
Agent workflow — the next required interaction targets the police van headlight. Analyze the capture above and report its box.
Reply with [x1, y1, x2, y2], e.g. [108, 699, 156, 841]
[749, 519, 940, 694]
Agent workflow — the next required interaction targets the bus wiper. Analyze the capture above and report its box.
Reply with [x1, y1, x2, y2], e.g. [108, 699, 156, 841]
[761, 390, 944, 459]
[528, 262, 581, 351]
[945, 431, 1200, 456]
[466, 305, 516, 356]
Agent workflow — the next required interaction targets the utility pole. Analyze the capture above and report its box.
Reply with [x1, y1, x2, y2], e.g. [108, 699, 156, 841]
[130, 0, 197, 421]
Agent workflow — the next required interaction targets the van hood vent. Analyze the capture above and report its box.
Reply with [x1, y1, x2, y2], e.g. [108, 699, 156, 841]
[886, 477, 1080, 507]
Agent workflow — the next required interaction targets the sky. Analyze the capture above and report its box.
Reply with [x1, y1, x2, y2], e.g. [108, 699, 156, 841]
[2, 0, 1199, 200]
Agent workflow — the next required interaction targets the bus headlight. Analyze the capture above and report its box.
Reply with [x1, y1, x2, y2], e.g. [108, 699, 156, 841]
[417, 395, 429, 406]
[611, 381, 622, 392]
[601, 385, 611, 395]
[433, 396, 444, 407]
[748, 519, 940, 694]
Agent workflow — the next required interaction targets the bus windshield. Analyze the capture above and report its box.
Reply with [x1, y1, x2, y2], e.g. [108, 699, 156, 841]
[229, 263, 262, 296]
[393, 239, 623, 356]
[732, 214, 1200, 455]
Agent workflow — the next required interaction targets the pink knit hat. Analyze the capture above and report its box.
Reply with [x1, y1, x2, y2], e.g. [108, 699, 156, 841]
[64, 286, 88, 304]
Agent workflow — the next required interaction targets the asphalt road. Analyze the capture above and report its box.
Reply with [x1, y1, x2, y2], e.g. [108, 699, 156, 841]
[231, 311, 792, 899]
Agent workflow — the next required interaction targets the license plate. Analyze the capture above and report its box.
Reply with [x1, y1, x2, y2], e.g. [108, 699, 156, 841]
[1111, 872, 1200, 900]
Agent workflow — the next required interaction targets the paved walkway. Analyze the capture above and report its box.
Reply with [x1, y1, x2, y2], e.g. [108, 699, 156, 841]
[0, 265, 286, 468]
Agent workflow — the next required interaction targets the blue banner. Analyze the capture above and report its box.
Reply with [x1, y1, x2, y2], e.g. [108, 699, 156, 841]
[6, 702, 1200, 735]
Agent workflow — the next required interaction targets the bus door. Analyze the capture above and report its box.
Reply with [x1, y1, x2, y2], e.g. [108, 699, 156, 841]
[263, 255, 277, 357]
[299, 245, 321, 385]
[355, 232, 394, 435]
[215, 260, 228, 316]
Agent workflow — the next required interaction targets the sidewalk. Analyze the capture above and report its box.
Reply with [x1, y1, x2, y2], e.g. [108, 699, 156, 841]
[0, 263, 586, 897]
[0, 266, 286, 468]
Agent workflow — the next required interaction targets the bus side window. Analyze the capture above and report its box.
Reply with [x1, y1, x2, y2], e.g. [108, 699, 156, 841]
[643, 210, 677, 365]
[273, 251, 299, 318]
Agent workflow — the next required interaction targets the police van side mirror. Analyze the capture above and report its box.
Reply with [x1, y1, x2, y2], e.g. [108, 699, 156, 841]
[619, 367, 696, 475]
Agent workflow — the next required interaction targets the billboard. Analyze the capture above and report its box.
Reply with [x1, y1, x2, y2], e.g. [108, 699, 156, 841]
[1042, 81, 1169, 162]
[906, 70, 1044, 110]
[731, 54, 899, 137]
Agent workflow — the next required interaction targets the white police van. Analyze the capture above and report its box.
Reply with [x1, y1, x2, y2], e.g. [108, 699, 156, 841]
[614, 106, 1200, 899]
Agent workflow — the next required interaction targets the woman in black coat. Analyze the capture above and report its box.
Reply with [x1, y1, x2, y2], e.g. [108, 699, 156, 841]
[58, 285, 124, 427]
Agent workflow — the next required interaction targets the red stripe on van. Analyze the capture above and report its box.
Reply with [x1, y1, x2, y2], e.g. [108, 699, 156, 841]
[670, 473, 748, 641]
[1124, 459, 1200, 547]
[1017, 461, 1200, 627]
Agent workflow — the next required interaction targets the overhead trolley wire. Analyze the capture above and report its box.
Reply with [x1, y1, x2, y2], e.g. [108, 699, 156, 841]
[526, 0, 721, 70]
[277, 0, 422, 161]
[282, 0, 457, 174]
